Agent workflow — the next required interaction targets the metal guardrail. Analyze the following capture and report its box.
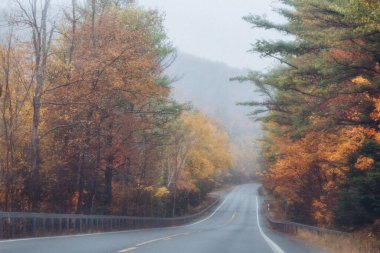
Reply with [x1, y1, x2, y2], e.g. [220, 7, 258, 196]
[0, 199, 220, 240]
[257, 186, 350, 237]
[266, 216, 351, 237]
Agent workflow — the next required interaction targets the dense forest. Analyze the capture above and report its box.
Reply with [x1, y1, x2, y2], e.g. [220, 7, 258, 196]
[0, 0, 232, 217]
[240, 0, 380, 230]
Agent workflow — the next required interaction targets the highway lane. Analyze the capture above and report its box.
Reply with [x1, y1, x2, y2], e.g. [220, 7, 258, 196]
[0, 184, 324, 253]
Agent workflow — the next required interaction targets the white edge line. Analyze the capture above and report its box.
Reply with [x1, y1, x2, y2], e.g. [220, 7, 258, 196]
[256, 196, 286, 253]
[136, 236, 167, 247]
[134, 231, 190, 247]
[185, 193, 229, 227]
[0, 190, 231, 244]
[0, 228, 147, 243]
[118, 246, 137, 253]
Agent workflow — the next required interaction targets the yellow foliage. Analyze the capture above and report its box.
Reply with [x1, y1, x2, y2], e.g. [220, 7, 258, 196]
[370, 98, 380, 121]
[312, 199, 334, 227]
[144, 186, 154, 193]
[154, 187, 170, 198]
[354, 156, 374, 171]
[352, 76, 371, 86]
[175, 112, 232, 192]
[322, 127, 366, 164]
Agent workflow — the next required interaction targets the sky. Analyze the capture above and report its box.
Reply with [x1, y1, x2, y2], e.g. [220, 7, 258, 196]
[137, 0, 288, 70]
[0, 0, 288, 70]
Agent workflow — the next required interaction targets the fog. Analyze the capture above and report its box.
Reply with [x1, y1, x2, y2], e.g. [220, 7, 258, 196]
[138, 0, 287, 70]
[135, 0, 290, 176]
[1, 0, 288, 70]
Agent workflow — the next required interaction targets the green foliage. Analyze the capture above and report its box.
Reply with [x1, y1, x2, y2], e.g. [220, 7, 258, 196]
[242, 0, 380, 228]
[336, 141, 380, 228]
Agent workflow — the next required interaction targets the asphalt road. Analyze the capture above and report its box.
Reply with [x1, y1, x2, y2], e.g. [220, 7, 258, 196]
[0, 184, 324, 253]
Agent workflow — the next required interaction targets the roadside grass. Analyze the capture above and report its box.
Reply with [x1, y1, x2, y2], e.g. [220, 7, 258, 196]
[295, 229, 380, 253]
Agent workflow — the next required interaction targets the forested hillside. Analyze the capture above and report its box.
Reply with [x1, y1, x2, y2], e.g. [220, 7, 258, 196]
[0, 1, 232, 217]
[240, 0, 380, 230]
[168, 53, 261, 181]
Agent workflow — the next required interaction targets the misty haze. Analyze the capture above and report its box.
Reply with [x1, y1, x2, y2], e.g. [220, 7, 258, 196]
[0, 1, 379, 253]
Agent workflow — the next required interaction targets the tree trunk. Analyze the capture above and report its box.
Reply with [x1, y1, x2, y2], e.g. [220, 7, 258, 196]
[31, 92, 42, 211]
[104, 160, 113, 214]
[19, 0, 53, 211]
[172, 186, 177, 217]
[75, 153, 85, 214]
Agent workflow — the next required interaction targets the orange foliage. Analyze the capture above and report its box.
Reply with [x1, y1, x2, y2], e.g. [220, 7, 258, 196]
[355, 156, 375, 171]
[264, 125, 366, 226]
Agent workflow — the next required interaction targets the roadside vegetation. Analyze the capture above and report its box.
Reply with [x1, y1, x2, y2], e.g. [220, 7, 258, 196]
[238, 0, 380, 240]
[296, 229, 380, 253]
[0, 0, 232, 217]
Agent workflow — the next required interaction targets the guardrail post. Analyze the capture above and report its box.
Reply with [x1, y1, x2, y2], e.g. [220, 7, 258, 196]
[42, 218, 46, 236]
[22, 218, 27, 236]
[11, 218, 16, 238]
[32, 217, 36, 236]
[0, 217, 3, 239]
[58, 218, 62, 233]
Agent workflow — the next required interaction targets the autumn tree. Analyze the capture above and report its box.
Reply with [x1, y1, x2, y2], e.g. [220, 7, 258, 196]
[0, 0, 233, 218]
[239, 0, 380, 227]
[162, 112, 232, 216]
[0, 25, 33, 211]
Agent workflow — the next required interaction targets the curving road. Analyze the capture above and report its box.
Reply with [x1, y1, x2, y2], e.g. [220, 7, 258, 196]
[0, 184, 324, 253]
